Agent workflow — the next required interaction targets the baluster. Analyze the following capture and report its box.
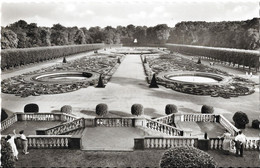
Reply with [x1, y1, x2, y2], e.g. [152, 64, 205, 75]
[186, 139, 191, 146]
[170, 139, 173, 148]
[183, 139, 186, 146]
[40, 138, 45, 148]
[146, 139, 150, 149]
[56, 138, 60, 147]
[28, 138, 32, 148]
[165, 139, 168, 148]
[213, 139, 217, 149]
[65, 138, 68, 147]
[59, 138, 63, 147]
[162, 138, 165, 148]
[191, 139, 195, 147]
[36, 138, 40, 148]
[210, 139, 213, 149]
[32, 138, 36, 148]
[150, 139, 154, 149]
[156, 139, 160, 148]
[124, 119, 127, 127]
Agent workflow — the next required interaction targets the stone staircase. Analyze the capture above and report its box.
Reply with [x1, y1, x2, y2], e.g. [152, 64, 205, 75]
[63, 128, 85, 136]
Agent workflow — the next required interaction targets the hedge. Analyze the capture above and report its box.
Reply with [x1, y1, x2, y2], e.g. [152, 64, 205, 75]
[165, 104, 178, 115]
[61, 105, 72, 114]
[131, 104, 144, 116]
[201, 105, 214, 114]
[166, 43, 260, 71]
[24, 103, 39, 113]
[1, 139, 15, 168]
[232, 111, 249, 129]
[96, 103, 108, 116]
[160, 146, 217, 168]
[1, 43, 104, 70]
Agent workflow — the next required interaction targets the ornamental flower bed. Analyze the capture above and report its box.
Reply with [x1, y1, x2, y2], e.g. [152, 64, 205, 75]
[141, 54, 256, 98]
[1, 54, 124, 97]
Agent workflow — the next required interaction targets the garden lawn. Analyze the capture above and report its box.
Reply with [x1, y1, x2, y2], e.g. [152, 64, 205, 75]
[14, 149, 260, 167]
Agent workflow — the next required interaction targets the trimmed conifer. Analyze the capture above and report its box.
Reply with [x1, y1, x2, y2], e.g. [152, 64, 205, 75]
[96, 74, 105, 88]
[149, 74, 159, 88]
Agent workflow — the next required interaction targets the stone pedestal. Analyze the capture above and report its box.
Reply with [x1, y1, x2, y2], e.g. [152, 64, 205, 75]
[134, 117, 146, 127]
[84, 118, 95, 127]
[198, 139, 210, 151]
[134, 138, 145, 150]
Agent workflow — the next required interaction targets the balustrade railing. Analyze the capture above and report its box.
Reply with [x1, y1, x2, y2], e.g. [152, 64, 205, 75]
[27, 135, 71, 148]
[153, 114, 174, 125]
[95, 118, 133, 127]
[144, 136, 198, 149]
[1, 114, 18, 131]
[145, 119, 183, 136]
[19, 113, 56, 121]
[16, 113, 78, 122]
[219, 115, 239, 136]
[45, 118, 85, 135]
[61, 113, 79, 122]
[210, 137, 260, 151]
[179, 114, 216, 122]
[209, 138, 224, 150]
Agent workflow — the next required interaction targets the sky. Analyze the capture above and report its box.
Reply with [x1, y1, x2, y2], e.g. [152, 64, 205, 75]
[1, 0, 259, 28]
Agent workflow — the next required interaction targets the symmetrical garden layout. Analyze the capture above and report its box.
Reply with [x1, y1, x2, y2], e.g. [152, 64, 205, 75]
[1, 47, 259, 167]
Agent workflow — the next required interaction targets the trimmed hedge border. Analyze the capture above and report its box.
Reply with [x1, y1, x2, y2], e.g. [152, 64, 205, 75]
[1, 43, 104, 70]
[166, 43, 260, 72]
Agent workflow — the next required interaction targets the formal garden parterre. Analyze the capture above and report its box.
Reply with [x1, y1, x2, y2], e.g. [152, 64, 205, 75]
[141, 53, 257, 98]
[1, 53, 124, 97]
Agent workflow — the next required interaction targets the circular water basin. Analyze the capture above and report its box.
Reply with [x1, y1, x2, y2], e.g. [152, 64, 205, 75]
[25, 71, 99, 84]
[169, 76, 219, 83]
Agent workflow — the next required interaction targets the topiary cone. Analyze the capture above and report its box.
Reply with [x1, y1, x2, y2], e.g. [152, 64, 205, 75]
[149, 74, 159, 88]
[197, 57, 201, 64]
[143, 57, 147, 63]
[63, 57, 67, 63]
[117, 57, 121, 64]
[96, 74, 105, 88]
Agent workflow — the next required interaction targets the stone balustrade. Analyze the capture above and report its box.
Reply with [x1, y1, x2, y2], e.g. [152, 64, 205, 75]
[45, 118, 85, 135]
[18, 113, 56, 121]
[210, 137, 260, 151]
[179, 114, 216, 122]
[209, 138, 224, 150]
[219, 114, 239, 136]
[145, 119, 183, 136]
[95, 118, 133, 127]
[153, 114, 174, 125]
[15, 113, 78, 122]
[1, 114, 18, 131]
[61, 113, 79, 122]
[27, 135, 71, 148]
[144, 136, 198, 149]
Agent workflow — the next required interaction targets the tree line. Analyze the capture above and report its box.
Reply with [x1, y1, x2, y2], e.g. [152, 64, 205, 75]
[1, 18, 259, 50]
[1, 20, 170, 49]
[167, 18, 260, 50]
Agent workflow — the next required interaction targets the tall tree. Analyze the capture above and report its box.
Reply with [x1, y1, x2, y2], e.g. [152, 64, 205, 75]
[1, 27, 18, 49]
[74, 29, 86, 44]
[51, 23, 68, 45]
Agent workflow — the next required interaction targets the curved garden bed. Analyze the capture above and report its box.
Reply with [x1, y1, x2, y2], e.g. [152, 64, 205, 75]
[1, 54, 124, 97]
[141, 53, 256, 98]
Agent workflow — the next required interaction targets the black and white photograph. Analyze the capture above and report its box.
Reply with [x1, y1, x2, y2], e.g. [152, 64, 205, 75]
[1, 0, 259, 167]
